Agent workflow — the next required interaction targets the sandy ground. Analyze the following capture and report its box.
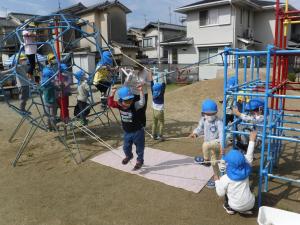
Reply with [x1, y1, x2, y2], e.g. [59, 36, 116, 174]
[0, 78, 299, 225]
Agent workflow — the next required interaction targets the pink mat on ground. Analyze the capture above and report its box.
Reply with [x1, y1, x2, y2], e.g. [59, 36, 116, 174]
[91, 146, 214, 193]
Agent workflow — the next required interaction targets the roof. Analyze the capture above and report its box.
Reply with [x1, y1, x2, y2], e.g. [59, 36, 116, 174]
[143, 22, 186, 32]
[175, 0, 292, 13]
[175, 0, 229, 13]
[57, 3, 87, 14]
[8, 12, 37, 23]
[160, 36, 193, 46]
[76, 1, 131, 15]
[237, 36, 262, 45]
[112, 41, 138, 49]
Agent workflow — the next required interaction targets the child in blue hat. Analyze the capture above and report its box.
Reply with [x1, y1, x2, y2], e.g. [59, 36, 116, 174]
[40, 67, 58, 131]
[150, 73, 166, 140]
[108, 85, 145, 170]
[189, 99, 224, 188]
[74, 70, 90, 125]
[93, 51, 116, 108]
[215, 131, 257, 215]
[233, 98, 265, 151]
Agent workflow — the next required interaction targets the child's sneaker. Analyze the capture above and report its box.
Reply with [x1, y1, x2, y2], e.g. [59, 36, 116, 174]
[194, 156, 211, 167]
[223, 204, 236, 215]
[239, 210, 253, 215]
[122, 155, 133, 165]
[157, 135, 165, 141]
[206, 179, 215, 189]
[133, 161, 143, 170]
[194, 156, 205, 163]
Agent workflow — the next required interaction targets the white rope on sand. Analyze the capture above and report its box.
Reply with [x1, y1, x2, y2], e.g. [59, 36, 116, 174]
[72, 121, 126, 160]
[141, 159, 223, 169]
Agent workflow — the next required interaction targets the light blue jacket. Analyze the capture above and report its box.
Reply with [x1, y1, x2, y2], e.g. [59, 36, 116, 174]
[193, 116, 223, 143]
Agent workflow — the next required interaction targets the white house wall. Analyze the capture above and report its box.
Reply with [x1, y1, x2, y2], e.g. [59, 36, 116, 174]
[178, 46, 198, 64]
[143, 28, 163, 59]
[253, 10, 291, 50]
[186, 5, 234, 46]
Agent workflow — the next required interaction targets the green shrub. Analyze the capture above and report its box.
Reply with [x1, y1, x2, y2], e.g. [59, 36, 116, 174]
[288, 72, 296, 82]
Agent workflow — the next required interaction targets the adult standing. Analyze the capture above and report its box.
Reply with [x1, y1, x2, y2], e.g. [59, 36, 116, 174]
[22, 21, 38, 83]
[125, 63, 151, 127]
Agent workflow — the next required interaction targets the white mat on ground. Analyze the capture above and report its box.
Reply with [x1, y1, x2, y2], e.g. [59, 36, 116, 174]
[91, 146, 214, 193]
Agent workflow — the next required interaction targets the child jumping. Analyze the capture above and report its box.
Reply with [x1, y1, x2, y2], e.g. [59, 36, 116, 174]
[108, 85, 145, 170]
[74, 70, 90, 125]
[189, 99, 224, 188]
[215, 131, 257, 215]
[151, 73, 166, 141]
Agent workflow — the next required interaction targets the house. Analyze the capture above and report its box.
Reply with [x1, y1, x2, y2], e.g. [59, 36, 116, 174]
[58, 0, 138, 67]
[170, 0, 297, 80]
[127, 27, 144, 58]
[141, 22, 186, 64]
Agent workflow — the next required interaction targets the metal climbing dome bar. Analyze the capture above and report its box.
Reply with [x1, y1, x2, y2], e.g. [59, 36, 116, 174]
[222, 45, 300, 206]
[222, 0, 300, 207]
[0, 13, 119, 166]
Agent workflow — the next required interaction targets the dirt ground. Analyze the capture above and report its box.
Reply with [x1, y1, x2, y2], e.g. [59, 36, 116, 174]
[0, 78, 299, 225]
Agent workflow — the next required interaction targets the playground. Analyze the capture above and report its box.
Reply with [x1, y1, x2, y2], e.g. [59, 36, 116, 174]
[0, 0, 300, 224]
[0, 78, 299, 225]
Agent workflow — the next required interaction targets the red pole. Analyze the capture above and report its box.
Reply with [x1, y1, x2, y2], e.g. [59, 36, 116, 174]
[55, 18, 69, 122]
[272, 0, 280, 109]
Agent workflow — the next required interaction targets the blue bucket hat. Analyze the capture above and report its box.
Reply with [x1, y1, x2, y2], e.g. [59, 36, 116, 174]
[227, 76, 237, 88]
[224, 149, 251, 181]
[60, 63, 68, 72]
[74, 70, 84, 81]
[202, 99, 218, 113]
[118, 86, 134, 101]
[152, 82, 163, 98]
[97, 51, 113, 67]
[245, 98, 264, 111]
[41, 67, 54, 84]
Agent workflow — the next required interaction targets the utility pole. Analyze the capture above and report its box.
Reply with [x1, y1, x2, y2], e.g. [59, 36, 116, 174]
[144, 14, 147, 26]
[169, 6, 172, 23]
[58, 0, 61, 10]
[157, 19, 161, 67]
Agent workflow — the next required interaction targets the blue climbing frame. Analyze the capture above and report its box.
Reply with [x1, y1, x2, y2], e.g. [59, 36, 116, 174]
[222, 45, 300, 207]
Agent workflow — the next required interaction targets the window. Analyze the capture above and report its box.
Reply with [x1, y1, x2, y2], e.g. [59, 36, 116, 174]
[199, 10, 209, 26]
[172, 49, 178, 64]
[247, 10, 250, 27]
[199, 7, 231, 26]
[163, 49, 168, 59]
[198, 47, 223, 64]
[143, 38, 153, 48]
[199, 48, 209, 64]
[240, 8, 244, 25]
